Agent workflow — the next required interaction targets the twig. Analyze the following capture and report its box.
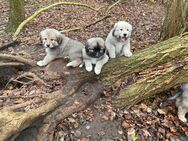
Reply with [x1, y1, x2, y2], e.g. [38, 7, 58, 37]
[61, 0, 121, 33]
[13, 2, 98, 40]
[61, 14, 111, 33]
[0, 62, 24, 67]
[0, 54, 36, 66]
[106, 0, 122, 14]
[0, 40, 20, 50]
[85, 15, 111, 28]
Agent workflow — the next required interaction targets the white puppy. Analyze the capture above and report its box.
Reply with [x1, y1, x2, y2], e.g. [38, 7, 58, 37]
[105, 21, 133, 58]
[37, 28, 84, 67]
[82, 37, 109, 75]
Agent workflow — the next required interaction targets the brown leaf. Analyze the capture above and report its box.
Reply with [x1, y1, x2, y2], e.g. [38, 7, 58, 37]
[122, 121, 131, 128]
[157, 109, 166, 115]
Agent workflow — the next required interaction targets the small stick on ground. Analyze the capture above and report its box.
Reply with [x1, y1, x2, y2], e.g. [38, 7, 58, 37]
[106, 0, 122, 14]
[61, 14, 111, 33]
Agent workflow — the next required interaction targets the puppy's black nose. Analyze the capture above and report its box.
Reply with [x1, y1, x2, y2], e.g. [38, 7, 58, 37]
[123, 33, 127, 37]
[46, 44, 50, 47]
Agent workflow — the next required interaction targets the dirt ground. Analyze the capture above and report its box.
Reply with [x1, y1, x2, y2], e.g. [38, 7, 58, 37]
[1, 0, 188, 141]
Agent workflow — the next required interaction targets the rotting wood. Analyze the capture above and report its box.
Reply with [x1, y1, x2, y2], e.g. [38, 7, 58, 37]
[0, 34, 188, 141]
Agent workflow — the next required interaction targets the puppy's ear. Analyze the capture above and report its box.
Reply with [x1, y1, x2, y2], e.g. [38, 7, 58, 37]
[39, 36, 43, 44]
[112, 29, 116, 37]
[85, 42, 89, 49]
[57, 34, 63, 45]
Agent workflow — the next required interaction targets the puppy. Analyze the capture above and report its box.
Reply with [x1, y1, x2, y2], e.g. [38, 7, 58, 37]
[82, 37, 109, 75]
[37, 28, 84, 67]
[105, 21, 133, 58]
[168, 83, 188, 122]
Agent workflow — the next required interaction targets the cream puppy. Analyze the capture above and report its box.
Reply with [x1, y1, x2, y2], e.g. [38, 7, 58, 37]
[37, 28, 84, 67]
[105, 21, 133, 58]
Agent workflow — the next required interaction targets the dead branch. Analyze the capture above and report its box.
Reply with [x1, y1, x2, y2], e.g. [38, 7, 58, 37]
[106, 0, 122, 14]
[61, 0, 121, 33]
[0, 62, 24, 67]
[13, 2, 98, 40]
[0, 54, 36, 66]
[85, 15, 111, 28]
[61, 14, 111, 33]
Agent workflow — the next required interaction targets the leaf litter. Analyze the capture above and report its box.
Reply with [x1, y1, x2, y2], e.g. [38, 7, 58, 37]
[1, 0, 188, 141]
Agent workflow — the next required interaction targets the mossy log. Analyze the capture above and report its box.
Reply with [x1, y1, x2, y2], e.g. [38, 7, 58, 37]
[1, 34, 188, 141]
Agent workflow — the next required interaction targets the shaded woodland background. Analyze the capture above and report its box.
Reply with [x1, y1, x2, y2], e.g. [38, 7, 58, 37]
[0, 0, 188, 141]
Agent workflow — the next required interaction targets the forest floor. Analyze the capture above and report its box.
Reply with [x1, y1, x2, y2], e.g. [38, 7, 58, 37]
[1, 0, 188, 141]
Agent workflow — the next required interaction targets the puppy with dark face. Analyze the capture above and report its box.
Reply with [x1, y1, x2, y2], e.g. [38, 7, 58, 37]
[37, 28, 84, 67]
[82, 37, 109, 75]
[105, 21, 133, 58]
[167, 83, 188, 122]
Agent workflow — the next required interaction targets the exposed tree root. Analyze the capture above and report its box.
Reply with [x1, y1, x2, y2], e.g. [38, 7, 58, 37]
[0, 40, 20, 50]
[36, 82, 103, 141]
[0, 62, 24, 67]
[12, 72, 51, 87]
[1, 24, 188, 141]
[8, 98, 42, 111]
[0, 54, 36, 66]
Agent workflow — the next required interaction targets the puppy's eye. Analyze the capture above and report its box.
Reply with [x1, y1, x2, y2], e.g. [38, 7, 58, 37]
[120, 29, 123, 31]
[44, 38, 47, 40]
[127, 29, 129, 31]
[51, 39, 55, 41]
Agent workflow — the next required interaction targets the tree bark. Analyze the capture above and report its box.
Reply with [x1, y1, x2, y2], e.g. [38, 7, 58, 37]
[1, 34, 188, 141]
[160, 0, 188, 40]
[6, 0, 25, 33]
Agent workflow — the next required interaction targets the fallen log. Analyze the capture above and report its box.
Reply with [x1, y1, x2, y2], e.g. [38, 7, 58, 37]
[0, 34, 188, 141]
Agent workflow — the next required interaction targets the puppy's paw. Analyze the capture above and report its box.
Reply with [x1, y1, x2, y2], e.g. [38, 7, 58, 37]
[94, 67, 101, 75]
[178, 115, 187, 122]
[110, 54, 116, 59]
[37, 60, 47, 67]
[86, 66, 92, 72]
[124, 50, 132, 57]
[79, 63, 84, 68]
[66, 62, 74, 67]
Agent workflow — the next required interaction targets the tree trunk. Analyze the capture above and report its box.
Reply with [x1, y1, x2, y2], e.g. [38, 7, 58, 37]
[6, 0, 25, 33]
[0, 34, 188, 141]
[160, 0, 188, 40]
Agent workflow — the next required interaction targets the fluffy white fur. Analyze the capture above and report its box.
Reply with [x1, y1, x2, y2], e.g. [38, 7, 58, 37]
[105, 21, 133, 58]
[37, 28, 84, 67]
